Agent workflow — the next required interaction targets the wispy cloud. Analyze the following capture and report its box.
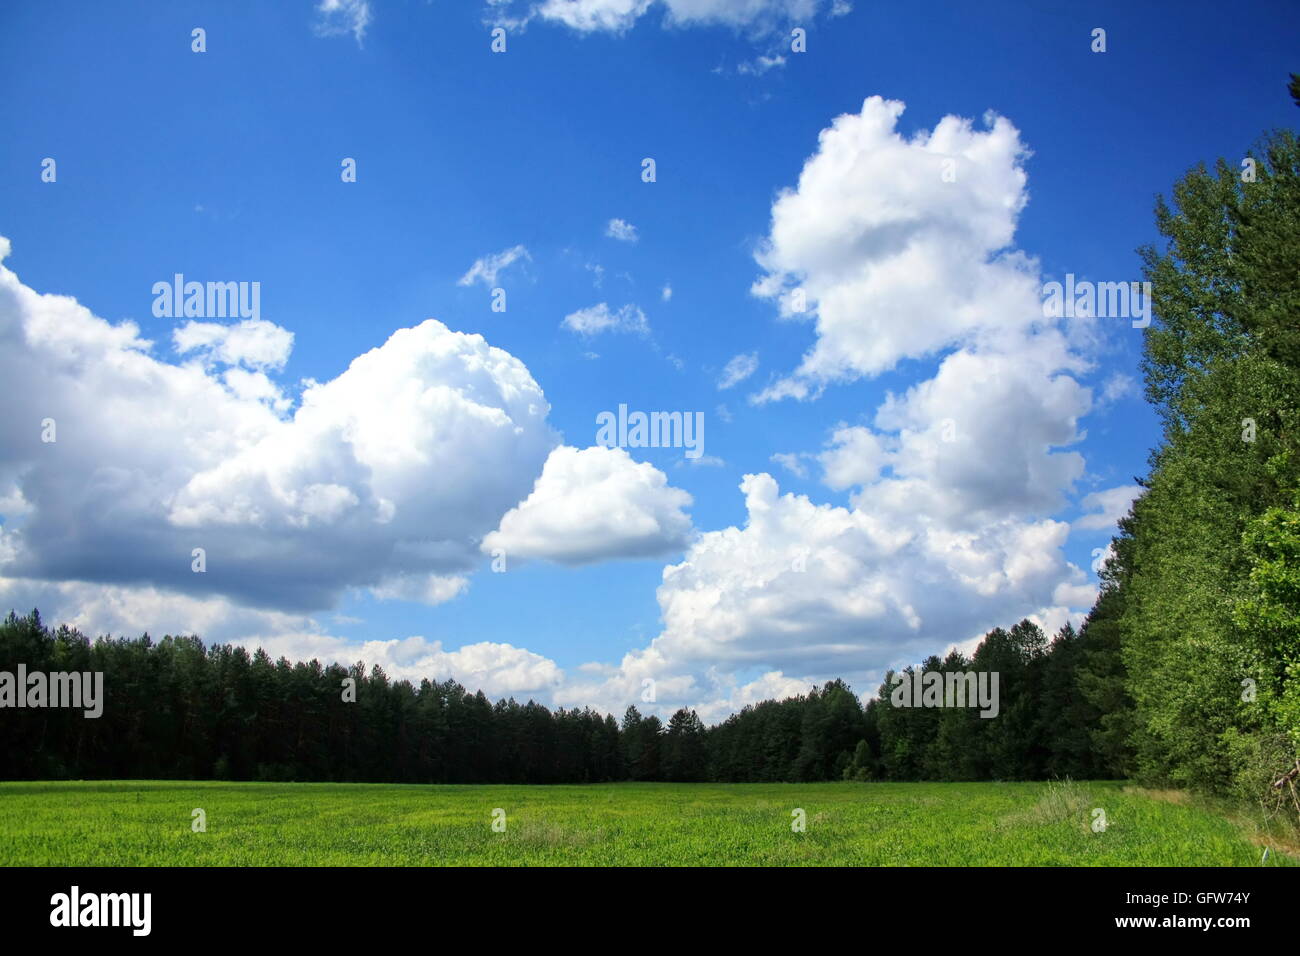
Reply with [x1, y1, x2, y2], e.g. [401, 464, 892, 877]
[561, 302, 649, 336]
[458, 244, 532, 287]
[717, 351, 758, 389]
[312, 0, 371, 45]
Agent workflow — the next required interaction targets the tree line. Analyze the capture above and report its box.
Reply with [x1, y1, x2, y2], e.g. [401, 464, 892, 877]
[0, 606, 1122, 785]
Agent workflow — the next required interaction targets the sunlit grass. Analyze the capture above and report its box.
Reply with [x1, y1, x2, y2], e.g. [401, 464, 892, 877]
[0, 779, 1292, 866]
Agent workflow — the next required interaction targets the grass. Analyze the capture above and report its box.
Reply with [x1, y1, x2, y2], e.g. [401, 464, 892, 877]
[0, 779, 1293, 866]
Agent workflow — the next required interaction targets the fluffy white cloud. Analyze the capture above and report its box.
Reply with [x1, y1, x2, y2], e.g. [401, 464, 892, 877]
[717, 351, 758, 390]
[751, 96, 1042, 402]
[550, 99, 1099, 721]
[173, 318, 294, 371]
[820, 339, 1092, 528]
[0, 239, 557, 611]
[483, 445, 693, 565]
[605, 218, 639, 242]
[561, 302, 648, 336]
[310, 633, 564, 696]
[458, 244, 531, 287]
[552, 470, 1088, 719]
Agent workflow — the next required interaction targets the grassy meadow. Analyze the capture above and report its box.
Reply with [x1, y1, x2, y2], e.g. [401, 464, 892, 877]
[0, 779, 1293, 866]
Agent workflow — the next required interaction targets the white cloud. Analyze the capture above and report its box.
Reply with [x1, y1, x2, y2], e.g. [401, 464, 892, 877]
[483, 445, 693, 565]
[312, 0, 371, 44]
[547, 98, 1100, 721]
[1098, 372, 1137, 406]
[458, 244, 531, 287]
[173, 318, 294, 371]
[506, 0, 833, 34]
[1073, 484, 1142, 532]
[0, 238, 557, 611]
[561, 302, 649, 336]
[770, 451, 809, 478]
[717, 351, 759, 390]
[661, 284, 673, 301]
[605, 218, 639, 242]
[819, 339, 1091, 527]
[369, 573, 470, 606]
[552, 471, 1089, 720]
[736, 54, 786, 74]
[535, 0, 653, 32]
[751, 96, 1040, 403]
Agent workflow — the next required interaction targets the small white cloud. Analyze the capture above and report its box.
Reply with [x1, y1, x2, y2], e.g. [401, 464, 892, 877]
[483, 445, 693, 565]
[717, 351, 759, 390]
[737, 54, 786, 75]
[370, 573, 470, 606]
[605, 218, 639, 242]
[173, 319, 294, 372]
[680, 454, 725, 468]
[458, 245, 531, 287]
[771, 452, 809, 478]
[661, 284, 673, 301]
[1098, 372, 1137, 406]
[561, 302, 649, 336]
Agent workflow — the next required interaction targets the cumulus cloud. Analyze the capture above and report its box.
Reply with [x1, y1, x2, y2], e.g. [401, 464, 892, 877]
[819, 339, 1092, 528]
[550, 99, 1099, 721]
[605, 218, 639, 242]
[553, 471, 1088, 719]
[0, 239, 557, 611]
[561, 302, 649, 336]
[751, 96, 1041, 403]
[717, 351, 759, 389]
[458, 244, 531, 287]
[0, 93, 1111, 726]
[173, 318, 294, 371]
[483, 445, 693, 565]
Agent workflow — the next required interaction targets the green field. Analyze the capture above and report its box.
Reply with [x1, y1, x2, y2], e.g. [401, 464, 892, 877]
[0, 779, 1291, 866]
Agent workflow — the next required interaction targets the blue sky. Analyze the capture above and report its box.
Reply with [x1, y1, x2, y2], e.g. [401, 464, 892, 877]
[1, 0, 1296, 720]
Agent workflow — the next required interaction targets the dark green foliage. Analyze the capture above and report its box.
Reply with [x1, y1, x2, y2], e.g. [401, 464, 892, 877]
[0, 606, 1138, 784]
[1114, 89, 1300, 804]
